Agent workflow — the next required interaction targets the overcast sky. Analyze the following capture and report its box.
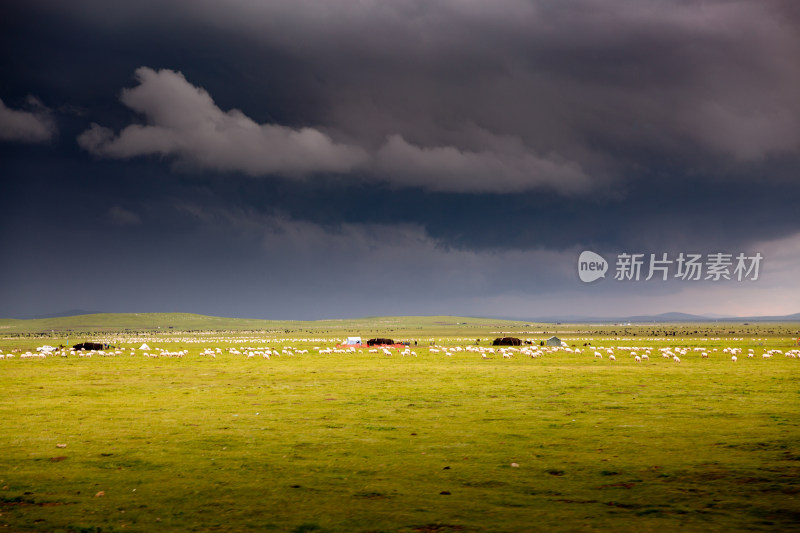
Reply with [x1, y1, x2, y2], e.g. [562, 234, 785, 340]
[1, 0, 799, 320]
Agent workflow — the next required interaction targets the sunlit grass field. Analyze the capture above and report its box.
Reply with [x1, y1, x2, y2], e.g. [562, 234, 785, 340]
[1, 316, 799, 532]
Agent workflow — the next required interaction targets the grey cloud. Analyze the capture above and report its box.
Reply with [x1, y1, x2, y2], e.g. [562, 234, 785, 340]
[79, 67, 595, 194]
[0, 96, 56, 143]
[374, 134, 590, 194]
[170, 204, 583, 301]
[302, 0, 800, 164]
[172, 206, 800, 318]
[108, 205, 141, 226]
[78, 67, 368, 176]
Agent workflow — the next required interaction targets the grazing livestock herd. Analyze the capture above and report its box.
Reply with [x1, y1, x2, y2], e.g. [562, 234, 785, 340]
[1, 337, 798, 363]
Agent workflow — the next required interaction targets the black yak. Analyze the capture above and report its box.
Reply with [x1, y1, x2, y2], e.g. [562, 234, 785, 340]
[492, 337, 521, 346]
[73, 342, 110, 351]
[367, 338, 394, 346]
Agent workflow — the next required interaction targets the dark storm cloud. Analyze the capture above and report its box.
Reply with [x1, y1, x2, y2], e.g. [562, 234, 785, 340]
[2, 0, 800, 318]
[180, 0, 799, 165]
[20, 0, 800, 193]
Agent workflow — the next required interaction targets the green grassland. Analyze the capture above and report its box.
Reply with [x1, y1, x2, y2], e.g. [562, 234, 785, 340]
[1, 315, 799, 532]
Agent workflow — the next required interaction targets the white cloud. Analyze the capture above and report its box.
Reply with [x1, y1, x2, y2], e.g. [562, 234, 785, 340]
[78, 67, 368, 176]
[0, 96, 56, 143]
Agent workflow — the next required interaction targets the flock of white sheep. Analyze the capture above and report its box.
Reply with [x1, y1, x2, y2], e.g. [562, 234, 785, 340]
[586, 345, 800, 363]
[2, 340, 798, 363]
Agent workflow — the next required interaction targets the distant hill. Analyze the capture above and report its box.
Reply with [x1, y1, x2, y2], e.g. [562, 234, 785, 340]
[735, 312, 800, 322]
[523, 311, 800, 323]
[21, 309, 103, 320]
[626, 312, 713, 322]
[1, 311, 797, 336]
[0, 312, 530, 335]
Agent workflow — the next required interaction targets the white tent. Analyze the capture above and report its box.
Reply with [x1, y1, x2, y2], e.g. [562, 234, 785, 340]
[545, 336, 562, 347]
[139, 343, 150, 350]
[345, 337, 362, 345]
